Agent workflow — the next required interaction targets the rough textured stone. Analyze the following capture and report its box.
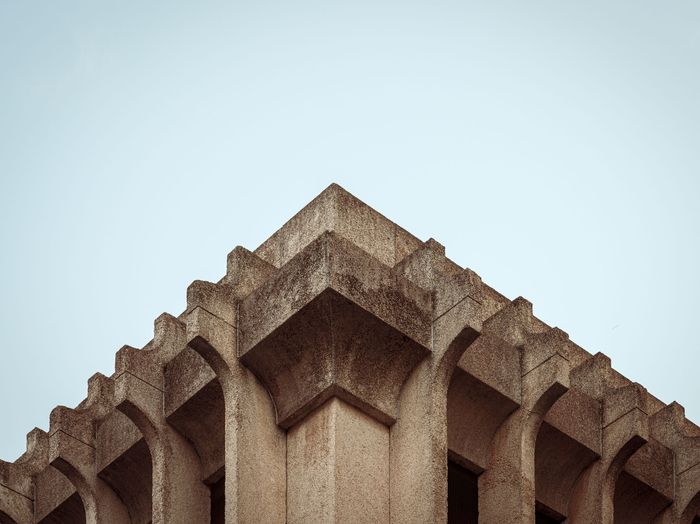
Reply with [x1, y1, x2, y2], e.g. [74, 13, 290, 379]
[287, 398, 389, 523]
[1, 183, 698, 524]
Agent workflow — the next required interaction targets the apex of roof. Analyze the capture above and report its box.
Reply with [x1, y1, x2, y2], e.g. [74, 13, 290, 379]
[254, 183, 423, 269]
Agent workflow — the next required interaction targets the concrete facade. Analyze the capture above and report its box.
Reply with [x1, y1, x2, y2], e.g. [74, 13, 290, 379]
[1, 183, 698, 524]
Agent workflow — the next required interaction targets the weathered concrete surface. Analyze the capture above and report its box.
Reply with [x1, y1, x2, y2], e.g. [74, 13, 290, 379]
[239, 231, 432, 428]
[48, 380, 131, 524]
[476, 302, 572, 524]
[287, 397, 389, 523]
[187, 267, 286, 524]
[254, 183, 423, 269]
[113, 313, 210, 524]
[94, 409, 151, 523]
[650, 402, 700, 524]
[566, 356, 653, 524]
[0, 430, 45, 524]
[1, 183, 698, 524]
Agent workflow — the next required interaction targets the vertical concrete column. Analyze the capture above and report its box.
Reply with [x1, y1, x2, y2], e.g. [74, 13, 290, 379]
[286, 397, 390, 523]
[390, 359, 449, 523]
[186, 274, 286, 524]
[477, 328, 570, 524]
[389, 244, 486, 524]
[114, 314, 210, 524]
[389, 324, 483, 524]
[567, 356, 649, 524]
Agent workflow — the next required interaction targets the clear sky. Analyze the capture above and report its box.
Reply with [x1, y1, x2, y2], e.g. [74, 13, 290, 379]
[1, 1, 699, 461]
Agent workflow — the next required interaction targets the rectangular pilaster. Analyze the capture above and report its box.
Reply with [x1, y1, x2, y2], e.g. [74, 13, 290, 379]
[287, 397, 389, 523]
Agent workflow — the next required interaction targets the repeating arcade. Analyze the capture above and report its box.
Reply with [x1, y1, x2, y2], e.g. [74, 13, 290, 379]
[1, 184, 698, 523]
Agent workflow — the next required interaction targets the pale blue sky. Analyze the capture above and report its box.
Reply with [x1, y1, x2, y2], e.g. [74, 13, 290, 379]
[1, 1, 699, 460]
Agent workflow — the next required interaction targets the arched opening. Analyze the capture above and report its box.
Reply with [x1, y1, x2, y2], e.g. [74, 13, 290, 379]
[446, 335, 520, 522]
[33, 466, 86, 524]
[612, 469, 671, 524]
[96, 411, 153, 523]
[611, 439, 673, 524]
[534, 389, 599, 522]
[164, 347, 225, 524]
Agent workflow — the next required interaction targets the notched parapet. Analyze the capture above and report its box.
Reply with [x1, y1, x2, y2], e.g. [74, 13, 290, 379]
[570, 352, 614, 399]
[48, 374, 115, 475]
[521, 328, 572, 414]
[185, 305, 237, 380]
[601, 384, 651, 488]
[239, 231, 432, 428]
[603, 383, 650, 430]
[651, 402, 700, 473]
[11, 428, 49, 479]
[114, 323, 173, 436]
[49, 373, 114, 450]
[183, 276, 242, 383]
[570, 355, 650, 453]
[222, 245, 278, 297]
[0, 428, 52, 524]
[186, 281, 237, 325]
[115, 313, 185, 391]
[393, 238, 461, 292]
[113, 372, 163, 436]
[477, 299, 571, 408]
[522, 327, 572, 376]
[1, 428, 49, 503]
[183, 247, 275, 368]
[394, 238, 493, 351]
[151, 313, 186, 359]
[80, 373, 116, 419]
[115, 344, 162, 391]
[49, 407, 94, 449]
[482, 296, 544, 347]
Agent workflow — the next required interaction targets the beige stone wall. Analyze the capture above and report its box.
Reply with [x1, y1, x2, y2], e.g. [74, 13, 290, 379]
[1, 184, 698, 524]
